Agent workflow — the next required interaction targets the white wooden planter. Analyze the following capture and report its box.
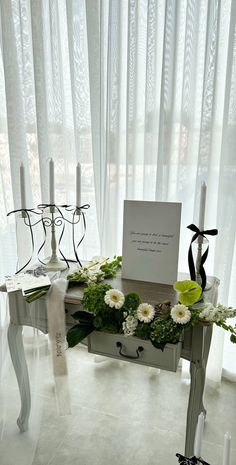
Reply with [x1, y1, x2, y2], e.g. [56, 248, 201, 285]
[87, 331, 182, 372]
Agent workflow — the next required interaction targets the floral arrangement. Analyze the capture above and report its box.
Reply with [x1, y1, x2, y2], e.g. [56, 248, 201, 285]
[67, 279, 236, 349]
[24, 256, 122, 303]
[67, 256, 122, 285]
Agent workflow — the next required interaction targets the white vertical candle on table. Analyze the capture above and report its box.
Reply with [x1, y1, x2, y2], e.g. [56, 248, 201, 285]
[223, 432, 231, 465]
[194, 411, 205, 458]
[20, 163, 26, 210]
[49, 158, 55, 204]
[198, 181, 207, 231]
[76, 162, 81, 207]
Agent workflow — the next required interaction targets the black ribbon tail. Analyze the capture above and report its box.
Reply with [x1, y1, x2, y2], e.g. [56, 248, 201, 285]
[16, 212, 34, 274]
[188, 243, 196, 281]
[199, 246, 209, 291]
[72, 210, 82, 266]
[187, 224, 218, 291]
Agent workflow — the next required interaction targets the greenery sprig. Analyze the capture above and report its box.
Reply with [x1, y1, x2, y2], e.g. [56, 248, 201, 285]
[100, 256, 122, 278]
[67, 256, 122, 285]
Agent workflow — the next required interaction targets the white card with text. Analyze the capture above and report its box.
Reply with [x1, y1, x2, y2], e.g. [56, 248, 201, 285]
[122, 200, 181, 284]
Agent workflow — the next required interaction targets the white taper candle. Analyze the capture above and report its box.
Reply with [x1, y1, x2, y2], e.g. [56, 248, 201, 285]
[49, 158, 55, 204]
[20, 163, 26, 210]
[194, 412, 205, 458]
[223, 432, 231, 465]
[76, 162, 81, 207]
[198, 182, 207, 231]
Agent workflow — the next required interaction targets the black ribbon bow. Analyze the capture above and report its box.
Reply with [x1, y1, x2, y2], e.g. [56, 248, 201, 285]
[187, 224, 218, 291]
[176, 454, 198, 464]
[176, 454, 211, 465]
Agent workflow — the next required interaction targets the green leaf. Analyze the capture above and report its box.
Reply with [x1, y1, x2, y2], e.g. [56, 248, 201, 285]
[173, 280, 202, 306]
[151, 338, 181, 351]
[24, 288, 49, 303]
[23, 285, 50, 294]
[71, 310, 94, 323]
[67, 324, 94, 348]
[100, 256, 122, 278]
[135, 323, 151, 340]
[123, 292, 141, 312]
[230, 334, 236, 344]
[150, 339, 166, 352]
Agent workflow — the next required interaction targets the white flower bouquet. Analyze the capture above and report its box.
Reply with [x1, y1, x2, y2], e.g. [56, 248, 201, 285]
[67, 279, 236, 349]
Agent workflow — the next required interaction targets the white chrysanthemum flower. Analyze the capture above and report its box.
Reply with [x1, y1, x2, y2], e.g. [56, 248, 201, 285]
[122, 315, 138, 336]
[104, 289, 125, 309]
[171, 304, 191, 324]
[137, 303, 155, 323]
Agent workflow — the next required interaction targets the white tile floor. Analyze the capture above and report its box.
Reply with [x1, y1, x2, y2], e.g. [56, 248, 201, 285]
[1, 339, 236, 465]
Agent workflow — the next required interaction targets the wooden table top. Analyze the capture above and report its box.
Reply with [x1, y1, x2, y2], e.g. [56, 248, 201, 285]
[64, 268, 219, 307]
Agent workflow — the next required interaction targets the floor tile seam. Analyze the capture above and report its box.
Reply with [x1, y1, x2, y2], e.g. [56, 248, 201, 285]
[67, 402, 188, 425]
[69, 403, 122, 422]
[65, 405, 184, 438]
[64, 406, 188, 432]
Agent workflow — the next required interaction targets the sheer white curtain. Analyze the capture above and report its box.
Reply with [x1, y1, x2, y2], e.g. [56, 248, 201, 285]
[86, 0, 236, 382]
[0, 0, 99, 275]
[0, 0, 236, 385]
[0, 3, 236, 463]
[0, 2, 97, 464]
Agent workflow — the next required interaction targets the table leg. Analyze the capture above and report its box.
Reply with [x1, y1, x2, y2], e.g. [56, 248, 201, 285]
[7, 323, 31, 432]
[185, 358, 205, 456]
[185, 325, 212, 456]
[199, 325, 213, 416]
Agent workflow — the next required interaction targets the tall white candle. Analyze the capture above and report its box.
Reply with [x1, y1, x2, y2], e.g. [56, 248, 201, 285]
[194, 412, 205, 458]
[223, 432, 231, 465]
[20, 163, 26, 209]
[76, 162, 81, 207]
[49, 158, 55, 204]
[198, 181, 207, 231]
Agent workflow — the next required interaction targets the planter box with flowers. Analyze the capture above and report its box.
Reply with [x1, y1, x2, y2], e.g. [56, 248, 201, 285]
[66, 268, 236, 372]
[23, 257, 236, 372]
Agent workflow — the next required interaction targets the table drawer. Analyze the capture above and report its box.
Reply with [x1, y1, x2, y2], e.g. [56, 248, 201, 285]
[88, 331, 182, 372]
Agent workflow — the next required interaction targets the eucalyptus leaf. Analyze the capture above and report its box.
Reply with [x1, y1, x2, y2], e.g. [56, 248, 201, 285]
[67, 324, 94, 348]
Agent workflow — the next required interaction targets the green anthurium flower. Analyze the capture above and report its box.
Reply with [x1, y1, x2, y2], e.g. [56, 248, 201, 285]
[173, 280, 202, 306]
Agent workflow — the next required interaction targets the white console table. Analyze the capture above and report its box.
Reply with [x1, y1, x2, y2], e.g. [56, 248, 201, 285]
[4, 273, 219, 457]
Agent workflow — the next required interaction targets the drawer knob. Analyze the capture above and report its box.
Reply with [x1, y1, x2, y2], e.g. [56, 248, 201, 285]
[116, 341, 144, 359]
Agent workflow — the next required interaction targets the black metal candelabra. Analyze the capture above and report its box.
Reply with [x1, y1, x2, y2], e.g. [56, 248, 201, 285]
[7, 203, 90, 273]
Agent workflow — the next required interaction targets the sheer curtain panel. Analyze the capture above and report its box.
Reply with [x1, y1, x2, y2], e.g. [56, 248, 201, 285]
[86, 0, 236, 382]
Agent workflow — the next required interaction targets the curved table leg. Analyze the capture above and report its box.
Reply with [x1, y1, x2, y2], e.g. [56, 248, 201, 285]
[7, 323, 31, 432]
[199, 325, 213, 417]
[185, 325, 212, 457]
[185, 359, 205, 456]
